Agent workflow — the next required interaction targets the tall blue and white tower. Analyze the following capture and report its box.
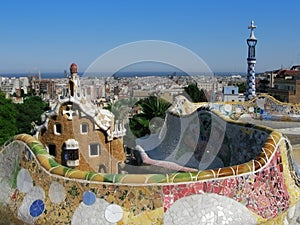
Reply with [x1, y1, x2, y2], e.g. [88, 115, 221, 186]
[246, 20, 257, 100]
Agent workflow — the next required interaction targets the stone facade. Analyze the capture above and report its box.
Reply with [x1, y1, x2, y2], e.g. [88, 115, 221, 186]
[267, 68, 300, 103]
[38, 101, 125, 173]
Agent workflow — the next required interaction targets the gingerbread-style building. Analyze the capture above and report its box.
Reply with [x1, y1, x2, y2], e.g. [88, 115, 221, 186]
[35, 63, 126, 173]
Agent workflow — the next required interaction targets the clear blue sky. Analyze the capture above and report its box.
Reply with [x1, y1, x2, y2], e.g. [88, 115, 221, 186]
[1, 0, 299, 74]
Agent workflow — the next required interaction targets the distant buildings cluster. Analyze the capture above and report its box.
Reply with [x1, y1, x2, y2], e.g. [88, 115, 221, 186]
[2, 65, 300, 105]
[257, 65, 300, 103]
[0, 73, 243, 104]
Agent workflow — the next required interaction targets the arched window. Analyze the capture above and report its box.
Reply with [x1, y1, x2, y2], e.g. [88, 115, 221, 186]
[98, 165, 107, 173]
[54, 123, 62, 135]
[62, 139, 79, 167]
[48, 144, 56, 157]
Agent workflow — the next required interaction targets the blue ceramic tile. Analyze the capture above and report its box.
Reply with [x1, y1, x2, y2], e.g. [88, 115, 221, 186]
[83, 191, 96, 206]
[29, 199, 45, 217]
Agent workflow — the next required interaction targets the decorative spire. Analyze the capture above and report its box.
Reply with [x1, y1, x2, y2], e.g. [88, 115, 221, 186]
[68, 63, 80, 98]
[245, 20, 258, 101]
[248, 20, 257, 40]
[70, 63, 78, 74]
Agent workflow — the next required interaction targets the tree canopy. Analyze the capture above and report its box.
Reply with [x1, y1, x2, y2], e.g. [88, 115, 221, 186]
[129, 96, 171, 138]
[184, 83, 207, 102]
[0, 92, 49, 146]
[105, 98, 137, 120]
[15, 96, 49, 134]
[237, 82, 246, 93]
[0, 92, 17, 145]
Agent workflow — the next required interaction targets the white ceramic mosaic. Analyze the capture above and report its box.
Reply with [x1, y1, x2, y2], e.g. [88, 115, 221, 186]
[17, 186, 45, 224]
[164, 193, 256, 225]
[49, 181, 66, 203]
[72, 198, 120, 225]
[17, 168, 33, 193]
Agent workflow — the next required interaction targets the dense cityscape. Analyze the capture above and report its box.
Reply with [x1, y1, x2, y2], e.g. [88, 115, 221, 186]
[1, 63, 300, 105]
[1, 1, 300, 225]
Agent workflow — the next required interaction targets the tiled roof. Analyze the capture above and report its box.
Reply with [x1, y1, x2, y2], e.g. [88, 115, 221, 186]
[277, 69, 300, 76]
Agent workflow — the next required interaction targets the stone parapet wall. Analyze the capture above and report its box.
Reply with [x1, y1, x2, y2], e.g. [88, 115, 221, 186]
[0, 106, 299, 224]
[0, 136, 296, 223]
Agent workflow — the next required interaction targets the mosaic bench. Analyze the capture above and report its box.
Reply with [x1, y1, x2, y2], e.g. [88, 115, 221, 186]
[0, 106, 299, 224]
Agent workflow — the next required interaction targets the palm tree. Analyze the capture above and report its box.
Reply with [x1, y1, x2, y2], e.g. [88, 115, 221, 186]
[129, 96, 171, 138]
[105, 98, 137, 121]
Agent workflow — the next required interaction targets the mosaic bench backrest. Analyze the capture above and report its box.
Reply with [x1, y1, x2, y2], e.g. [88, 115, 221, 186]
[3, 125, 299, 223]
[1, 107, 299, 224]
[10, 108, 281, 184]
[144, 108, 272, 170]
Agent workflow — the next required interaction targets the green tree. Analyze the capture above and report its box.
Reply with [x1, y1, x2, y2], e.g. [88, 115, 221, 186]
[237, 82, 246, 93]
[184, 83, 207, 102]
[105, 98, 139, 148]
[129, 96, 171, 138]
[257, 79, 269, 93]
[15, 96, 49, 134]
[0, 92, 17, 146]
[105, 98, 137, 120]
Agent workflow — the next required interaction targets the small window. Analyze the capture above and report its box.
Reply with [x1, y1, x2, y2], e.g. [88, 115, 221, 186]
[48, 144, 56, 157]
[89, 143, 100, 157]
[54, 123, 62, 135]
[81, 123, 88, 134]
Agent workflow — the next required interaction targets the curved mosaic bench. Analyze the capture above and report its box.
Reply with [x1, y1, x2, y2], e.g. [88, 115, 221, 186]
[12, 114, 282, 184]
[209, 94, 300, 121]
[0, 108, 300, 224]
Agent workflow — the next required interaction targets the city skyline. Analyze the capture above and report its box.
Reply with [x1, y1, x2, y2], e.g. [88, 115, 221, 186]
[1, 0, 300, 74]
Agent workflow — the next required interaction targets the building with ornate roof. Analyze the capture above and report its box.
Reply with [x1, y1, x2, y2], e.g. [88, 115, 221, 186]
[35, 63, 126, 173]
